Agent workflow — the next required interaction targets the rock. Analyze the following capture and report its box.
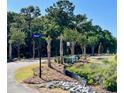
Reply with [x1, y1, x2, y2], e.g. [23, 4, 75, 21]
[62, 86, 70, 90]
[81, 78, 87, 87]
[36, 80, 95, 93]
[74, 85, 83, 92]
[70, 88, 77, 93]
[69, 86, 77, 93]
[39, 84, 46, 88]
[46, 82, 54, 89]
[87, 86, 93, 93]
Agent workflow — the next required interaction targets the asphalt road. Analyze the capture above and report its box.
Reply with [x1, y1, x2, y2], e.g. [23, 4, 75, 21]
[7, 59, 46, 93]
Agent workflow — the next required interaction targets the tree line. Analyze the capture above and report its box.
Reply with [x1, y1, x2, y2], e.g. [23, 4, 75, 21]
[7, 0, 117, 65]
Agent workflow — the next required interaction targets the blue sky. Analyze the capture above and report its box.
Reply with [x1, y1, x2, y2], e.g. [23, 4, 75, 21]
[8, 0, 117, 37]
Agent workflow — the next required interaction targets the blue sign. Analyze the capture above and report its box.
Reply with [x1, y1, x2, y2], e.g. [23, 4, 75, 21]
[32, 34, 45, 38]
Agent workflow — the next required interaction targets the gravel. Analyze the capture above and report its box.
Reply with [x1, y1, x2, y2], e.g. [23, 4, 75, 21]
[35, 81, 96, 93]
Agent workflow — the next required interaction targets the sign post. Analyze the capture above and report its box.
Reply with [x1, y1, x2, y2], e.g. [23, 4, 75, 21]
[32, 33, 45, 78]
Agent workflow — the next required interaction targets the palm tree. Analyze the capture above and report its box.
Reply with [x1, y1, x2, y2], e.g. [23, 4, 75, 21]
[60, 34, 64, 64]
[64, 28, 79, 55]
[67, 14, 88, 55]
[93, 25, 104, 54]
[78, 34, 88, 56]
[9, 27, 26, 59]
[88, 33, 99, 56]
[8, 40, 12, 60]
[42, 16, 59, 67]
[46, 36, 52, 67]
[46, 0, 75, 64]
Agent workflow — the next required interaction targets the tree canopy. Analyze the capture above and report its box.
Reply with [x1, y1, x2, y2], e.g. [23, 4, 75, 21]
[7, 0, 117, 59]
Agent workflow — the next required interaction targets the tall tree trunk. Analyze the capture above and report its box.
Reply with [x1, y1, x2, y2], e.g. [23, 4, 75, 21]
[83, 46, 86, 56]
[71, 42, 75, 55]
[91, 46, 95, 56]
[60, 34, 64, 64]
[9, 41, 12, 60]
[98, 42, 102, 54]
[80, 47, 84, 61]
[81, 46, 84, 54]
[17, 45, 20, 59]
[32, 40, 35, 59]
[47, 37, 52, 67]
[28, 18, 32, 58]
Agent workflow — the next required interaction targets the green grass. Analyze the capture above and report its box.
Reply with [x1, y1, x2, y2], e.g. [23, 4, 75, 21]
[15, 64, 38, 82]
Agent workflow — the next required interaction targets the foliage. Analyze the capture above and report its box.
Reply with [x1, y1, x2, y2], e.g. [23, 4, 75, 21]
[66, 56, 117, 92]
[7, 1, 117, 58]
[9, 28, 26, 46]
[88, 31, 99, 46]
[77, 34, 88, 48]
[42, 16, 60, 38]
[102, 57, 117, 91]
[103, 74, 117, 92]
[64, 55, 79, 64]
[46, 0, 75, 31]
[64, 28, 79, 42]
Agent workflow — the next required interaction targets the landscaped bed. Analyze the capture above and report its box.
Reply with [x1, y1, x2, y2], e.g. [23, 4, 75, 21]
[66, 55, 117, 93]
[23, 63, 76, 84]
[15, 55, 116, 93]
[15, 62, 79, 93]
[15, 62, 96, 93]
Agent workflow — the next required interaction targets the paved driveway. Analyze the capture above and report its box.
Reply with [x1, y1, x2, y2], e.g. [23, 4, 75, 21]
[7, 59, 46, 93]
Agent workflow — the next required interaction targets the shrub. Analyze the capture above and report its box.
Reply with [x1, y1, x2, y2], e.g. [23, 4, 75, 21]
[66, 55, 117, 92]
[64, 55, 79, 64]
[103, 75, 117, 92]
[102, 58, 117, 92]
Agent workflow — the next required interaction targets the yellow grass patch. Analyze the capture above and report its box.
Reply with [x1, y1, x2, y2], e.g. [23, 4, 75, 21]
[15, 64, 38, 82]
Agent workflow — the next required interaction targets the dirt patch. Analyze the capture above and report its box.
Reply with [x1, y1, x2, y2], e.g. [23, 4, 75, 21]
[23, 63, 76, 84]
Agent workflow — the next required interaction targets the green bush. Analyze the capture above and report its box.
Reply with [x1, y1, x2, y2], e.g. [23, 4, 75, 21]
[64, 55, 79, 64]
[66, 56, 117, 92]
[102, 58, 117, 92]
[103, 75, 117, 92]
[64, 57, 72, 64]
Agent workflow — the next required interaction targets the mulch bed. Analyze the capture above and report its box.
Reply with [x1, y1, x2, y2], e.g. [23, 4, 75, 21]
[23, 62, 116, 93]
[23, 63, 76, 84]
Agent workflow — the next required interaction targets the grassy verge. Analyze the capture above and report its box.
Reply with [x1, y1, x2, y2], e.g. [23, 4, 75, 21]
[15, 64, 38, 82]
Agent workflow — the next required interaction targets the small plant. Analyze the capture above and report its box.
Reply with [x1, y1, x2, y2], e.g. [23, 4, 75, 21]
[88, 79, 94, 85]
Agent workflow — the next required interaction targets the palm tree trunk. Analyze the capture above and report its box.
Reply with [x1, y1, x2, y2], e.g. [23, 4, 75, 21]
[98, 42, 102, 54]
[91, 46, 95, 56]
[32, 40, 35, 59]
[81, 46, 84, 54]
[9, 42, 12, 60]
[83, 46, 86, 56]
[71, 42, 75, 55]
[47, 37, 52, 67]
[17, 45, 20, 59]
[60, 34, 64, 64]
